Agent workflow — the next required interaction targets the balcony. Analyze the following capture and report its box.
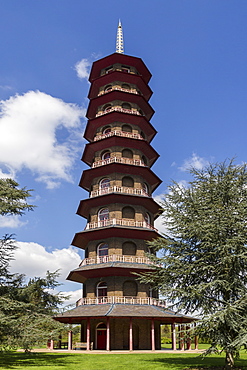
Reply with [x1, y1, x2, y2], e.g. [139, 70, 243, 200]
[76, 296, 165, 308]
[79, 254, 153, 267]
[90, 186, 149, 198]
[98, 86, 140, 96]
[95, 106, 142, 118]
[92, 157, 146, 168]
[85, 218, 157, 232]
[94, 130, 144, 142]
[101, 67, 137, 76]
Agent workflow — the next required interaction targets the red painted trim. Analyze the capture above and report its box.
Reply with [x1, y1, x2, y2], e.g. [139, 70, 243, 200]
[89, 53, 152, 84]
[79, 163, 162, 192]
[82, 136, 159, 167]
[88, 71, 152, 101]
[84, 112, 157, 143]
[76, 193, 162, 219]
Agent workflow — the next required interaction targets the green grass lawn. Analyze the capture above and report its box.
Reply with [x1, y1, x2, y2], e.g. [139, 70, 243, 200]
[0, 351, 247, 370]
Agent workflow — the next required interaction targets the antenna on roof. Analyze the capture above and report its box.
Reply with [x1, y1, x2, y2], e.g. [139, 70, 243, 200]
[116, 20, 124, 54]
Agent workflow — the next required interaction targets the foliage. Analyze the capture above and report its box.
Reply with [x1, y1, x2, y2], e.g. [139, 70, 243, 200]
[0, 179, 64, 351]
[0, 178, 34, 216]
[141, 160, 247, 369]
[0, 270, 64, 351]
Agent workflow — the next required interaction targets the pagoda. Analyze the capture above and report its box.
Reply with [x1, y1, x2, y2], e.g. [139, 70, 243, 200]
[55, 22, 195, 351]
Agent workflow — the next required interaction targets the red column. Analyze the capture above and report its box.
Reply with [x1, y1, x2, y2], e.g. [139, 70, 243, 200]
[49, 339, 54, 350]
[68, 330, 73, 350]
[151, 318, 155, 351]
[106, 317, 110, 351]
[87, 317, 91, 350]
[171, 323, 176, 350]
[186, 325, 191, 350]
[129, 317, 133, 351]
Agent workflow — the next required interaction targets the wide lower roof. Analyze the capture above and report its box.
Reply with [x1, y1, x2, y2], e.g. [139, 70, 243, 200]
[54, 304, 195, 324]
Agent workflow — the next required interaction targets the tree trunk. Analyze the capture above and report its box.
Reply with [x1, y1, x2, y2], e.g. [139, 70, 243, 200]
[225, 351, 234, 369]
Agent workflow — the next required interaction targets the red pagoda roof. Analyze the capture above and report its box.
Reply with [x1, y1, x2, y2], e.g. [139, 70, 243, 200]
[89, 53, 152, 84]
[82, 136, 159, 167]
[76, 193, 162, 220]
[88, 71, 152, 101]
[86, 90, 154, 121]
[72, 225, 160, 249]
[67, 262, 155, 283]
[79, 163, 162, 192]
[84, 112, 157, 143]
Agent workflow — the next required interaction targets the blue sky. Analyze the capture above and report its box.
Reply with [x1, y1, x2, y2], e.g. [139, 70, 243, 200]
[1, 0, 247, 304]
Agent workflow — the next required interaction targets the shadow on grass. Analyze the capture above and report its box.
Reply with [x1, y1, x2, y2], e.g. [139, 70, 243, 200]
[0, 352, 74, 369]
[144, 355, 247, 369]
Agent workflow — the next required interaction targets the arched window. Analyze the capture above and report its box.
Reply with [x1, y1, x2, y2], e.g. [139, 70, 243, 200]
[99, 178, 110, 194]
[142, 155, 147, 166]
[104, 85, 112, 92]
[142, 183, 149, 194]
[122, 241, 136, 256]
[144, 212, 150, 225]
[122, 102, 131, 110]
[102, 126, 111, 135]
[123, 281, 137, 296]
[122, 176, 134, 187]
[122, 149, 133, 159]
[103, 104, 112, 112]
[97, 322, 106, 329]
[97, 243, 108, 257]
[122, 124, 132, 133]
[122, 206, 135, 219]
[98, 208, 109, 226]
[122, 83, 130, 90]
[121, 65, 130, 73]
[101, 151, 110, 160]
[105, 66, 113, 74]
[97, 282, 107, 297]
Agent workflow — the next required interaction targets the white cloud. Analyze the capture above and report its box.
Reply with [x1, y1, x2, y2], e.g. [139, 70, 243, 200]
[0, 215, 27, 228]
[10, 241, 82, 282]
[61, 289, 82, 308]
[179, 153, 208, 172]
[0, 166, 15, 179]
[0, 91, 85, 188]
[74, 58, 90, 80]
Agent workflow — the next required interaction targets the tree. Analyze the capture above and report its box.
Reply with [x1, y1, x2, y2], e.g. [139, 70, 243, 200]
[0, 271, 64, 351]
[0, 179, 64, 351]
[0, 178, 34, 216]
[142, 160, 247, 369]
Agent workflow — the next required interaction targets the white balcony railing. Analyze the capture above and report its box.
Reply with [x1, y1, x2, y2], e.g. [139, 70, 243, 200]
[79, 254, 154, 267]
[94, 130, 144, 142]
[90, 186, 149, 198]
[85, 218, 157, 232]
[98, 86, 139, 96]
[95, 106, 142, 117]
[76, 296, 166, 308]
[92, 157, 146, 168]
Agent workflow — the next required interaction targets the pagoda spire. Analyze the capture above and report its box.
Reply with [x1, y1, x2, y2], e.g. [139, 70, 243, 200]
[116, 20, 124, 54]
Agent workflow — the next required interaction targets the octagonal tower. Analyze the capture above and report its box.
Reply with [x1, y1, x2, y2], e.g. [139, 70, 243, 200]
[55, 23, 195, 351]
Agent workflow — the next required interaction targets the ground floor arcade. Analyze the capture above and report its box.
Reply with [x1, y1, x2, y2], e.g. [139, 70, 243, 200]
[54, 303, 196, 351]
